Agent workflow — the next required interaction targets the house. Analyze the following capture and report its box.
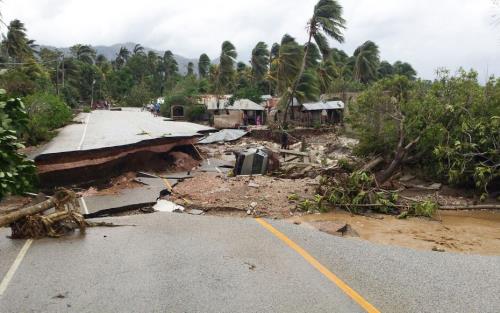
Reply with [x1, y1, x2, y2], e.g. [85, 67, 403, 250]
[199, 94, 231, 112]
[301, 100, 344, 125]
[227, 99, 265, 125]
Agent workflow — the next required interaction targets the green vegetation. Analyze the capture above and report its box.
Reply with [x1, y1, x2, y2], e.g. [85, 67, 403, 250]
[0, 90, 37, 200]
[349, 71, 500, 198]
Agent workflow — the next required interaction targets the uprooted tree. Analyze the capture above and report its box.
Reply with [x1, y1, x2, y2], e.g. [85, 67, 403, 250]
[349, 70, 500, 199]
[0, 90, 37, 200]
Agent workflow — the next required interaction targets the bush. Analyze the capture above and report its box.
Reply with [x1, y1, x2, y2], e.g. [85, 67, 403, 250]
[349, 71, 500, 197]
[0, 91, 37, 199]
[123, 83, 153, 107]
[23, 92, 72, 144]
[185, 105, 206, 122]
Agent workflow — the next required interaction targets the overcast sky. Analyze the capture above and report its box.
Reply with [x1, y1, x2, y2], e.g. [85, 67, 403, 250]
[2, 0, 499, 80]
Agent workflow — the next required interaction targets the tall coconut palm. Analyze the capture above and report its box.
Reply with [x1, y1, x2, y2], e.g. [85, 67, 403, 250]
[3, 19, 33, 62]
[217, 40, 237, 94]
[187, 62, 194, 76]
[133, 44, 145, 55]
[353, 40, 380, 83]
[283, 0, 346, 124]
[115, 46, 130, 69]
[70, 44, 96, 64]
[198, 53, 210, 78]
[250, 41, 269, 83]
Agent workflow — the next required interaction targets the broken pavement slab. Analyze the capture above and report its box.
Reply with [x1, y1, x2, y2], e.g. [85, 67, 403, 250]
[34, 108, 214, 187]
[82, 176, 176, 218]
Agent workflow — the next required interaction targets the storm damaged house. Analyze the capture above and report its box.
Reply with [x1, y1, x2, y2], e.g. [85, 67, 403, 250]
[301, 100, 344, 126]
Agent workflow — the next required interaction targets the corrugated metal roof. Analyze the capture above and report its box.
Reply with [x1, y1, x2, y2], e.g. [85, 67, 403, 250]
[227, 99, 265, 111]
[205, 98, 230, 110]
[302, 101, 345, 111]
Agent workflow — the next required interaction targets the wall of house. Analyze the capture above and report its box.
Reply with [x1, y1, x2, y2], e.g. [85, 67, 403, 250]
[213, 110, 243, 129]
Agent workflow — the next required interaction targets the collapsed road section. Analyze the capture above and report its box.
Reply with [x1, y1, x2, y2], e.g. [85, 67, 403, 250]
[34, 108, 213, 187]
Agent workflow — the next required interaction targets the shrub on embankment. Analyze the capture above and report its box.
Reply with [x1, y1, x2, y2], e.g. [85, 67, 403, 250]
[22, 92, 73, 145]
[348, 71, 500, 198]
[0, 90, 37, 199]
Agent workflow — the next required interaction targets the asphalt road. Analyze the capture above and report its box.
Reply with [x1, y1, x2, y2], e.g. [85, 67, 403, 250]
[0, 213, 499, 313]
[36, 108, 213, 156]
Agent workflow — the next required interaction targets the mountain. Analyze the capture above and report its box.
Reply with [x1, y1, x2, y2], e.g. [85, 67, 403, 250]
[42, 42, 199, 75]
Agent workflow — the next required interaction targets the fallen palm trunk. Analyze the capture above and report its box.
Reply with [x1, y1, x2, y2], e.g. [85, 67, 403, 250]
[0, 189, 86, 239]
[0, 189, 76, 228]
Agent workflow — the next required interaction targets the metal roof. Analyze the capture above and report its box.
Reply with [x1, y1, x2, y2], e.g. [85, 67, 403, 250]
[227, 99, 265, 111]
[302, 101, 345, 111]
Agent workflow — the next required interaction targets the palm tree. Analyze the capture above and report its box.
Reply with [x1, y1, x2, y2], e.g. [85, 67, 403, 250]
[283, 0, 346, 124]
[353, 40, 380, 83]
[115, 46, 130, 69]
[250, 41, 269, 83]
[305, 42, 321, 69]
[3, 19, 33, 62]
[217, 41, 237, 94]
[187, 62, 194, 76]
[198, 53, 210, 78]
[70, 44, 96, 64]
[133, 44, 145, 55]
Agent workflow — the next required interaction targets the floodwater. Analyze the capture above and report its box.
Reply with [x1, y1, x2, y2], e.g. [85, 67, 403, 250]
[289, 210, 500, 255]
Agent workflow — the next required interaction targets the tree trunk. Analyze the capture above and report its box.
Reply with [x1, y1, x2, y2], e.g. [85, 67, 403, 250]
[283, 31, 313, 126]
[376, 115, 420, 185]
[0, 198, 57, 227]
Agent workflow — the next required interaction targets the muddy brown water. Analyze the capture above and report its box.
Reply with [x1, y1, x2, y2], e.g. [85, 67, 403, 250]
[289, 210, 500, 255]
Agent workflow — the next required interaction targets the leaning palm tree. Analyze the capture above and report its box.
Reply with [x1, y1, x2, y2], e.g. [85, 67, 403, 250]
[250, 41, 269, 83]
[115, 46, 130, 69]
[353, 40, 380, 83]
[3, 19, 33, 62]
[133, 44, 145, 55]
[70, 44, 96, 64]
[217, 41, 237, 94]
[283, 0, 346, 124]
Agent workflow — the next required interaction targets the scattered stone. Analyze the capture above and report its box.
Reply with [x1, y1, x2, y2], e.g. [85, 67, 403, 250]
[246, 209, 252, 215]
[248, 182, 260, 188]
[250, 202, 258, 208]
[293, 221, 301, 225]
[153, 200, 185, 213]
[432, 246, 446, 252]
[187, 209, 204, 215]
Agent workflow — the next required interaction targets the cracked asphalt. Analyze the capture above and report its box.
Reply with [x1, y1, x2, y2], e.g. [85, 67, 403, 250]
[0, 213, 499, 313]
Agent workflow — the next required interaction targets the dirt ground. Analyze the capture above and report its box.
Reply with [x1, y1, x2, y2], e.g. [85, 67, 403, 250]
[171, 172, 317, 217]
[289, 209, 500, 255]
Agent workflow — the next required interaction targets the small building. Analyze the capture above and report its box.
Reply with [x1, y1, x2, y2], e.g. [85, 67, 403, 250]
[199, 94, 231, 112]
[301, 100, 344, 125]
[227, 99, 266, 125]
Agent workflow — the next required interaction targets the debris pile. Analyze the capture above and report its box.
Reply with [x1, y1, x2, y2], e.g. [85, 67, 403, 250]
[0, 189, 85, 238]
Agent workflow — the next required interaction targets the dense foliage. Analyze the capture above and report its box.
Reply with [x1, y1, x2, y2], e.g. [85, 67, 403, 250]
[349, 71, 500, 197]
[0, 90, 37, 199]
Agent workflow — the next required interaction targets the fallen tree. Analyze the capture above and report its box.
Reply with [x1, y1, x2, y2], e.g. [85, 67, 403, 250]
[349, 72, 500, 198]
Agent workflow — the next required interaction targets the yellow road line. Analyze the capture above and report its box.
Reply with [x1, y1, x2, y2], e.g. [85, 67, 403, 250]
[162, 178, 173, 191]
[255, 218, 380, 313]
[0, 239, 33, 296]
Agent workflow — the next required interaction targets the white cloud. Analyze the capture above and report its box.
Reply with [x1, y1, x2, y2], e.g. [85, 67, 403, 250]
[2, 0, 499, 79]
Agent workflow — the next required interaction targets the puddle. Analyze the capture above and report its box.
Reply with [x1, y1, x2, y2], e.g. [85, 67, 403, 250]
[289, 210, 500, 255]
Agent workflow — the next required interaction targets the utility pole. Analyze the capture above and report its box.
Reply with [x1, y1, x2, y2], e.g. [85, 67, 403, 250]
[90, 79, 96, 108]
[61, 56, 65, 88]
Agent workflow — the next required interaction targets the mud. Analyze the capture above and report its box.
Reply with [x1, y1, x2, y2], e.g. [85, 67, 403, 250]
[290, 210, 500, 255]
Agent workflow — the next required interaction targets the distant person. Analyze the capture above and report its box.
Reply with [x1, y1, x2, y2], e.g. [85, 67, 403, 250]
[256, 115, 262, 126]
[321, 109, 328, 124]
[280, 128, 289, 150]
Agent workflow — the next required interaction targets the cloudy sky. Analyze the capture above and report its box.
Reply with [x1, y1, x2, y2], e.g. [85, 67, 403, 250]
[2, 0, 499, 79]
